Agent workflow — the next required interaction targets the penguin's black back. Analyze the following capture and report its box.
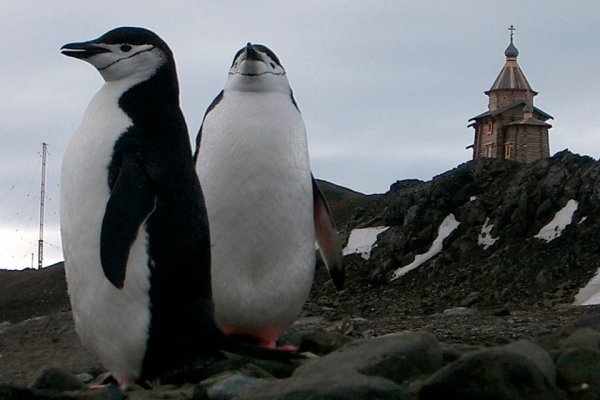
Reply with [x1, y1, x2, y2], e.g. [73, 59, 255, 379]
[109, 58, 216, 380]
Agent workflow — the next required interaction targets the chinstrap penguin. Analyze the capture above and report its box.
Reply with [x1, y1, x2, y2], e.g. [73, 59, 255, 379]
[194, 43, 344, 348]
[60, 28, 296, 388]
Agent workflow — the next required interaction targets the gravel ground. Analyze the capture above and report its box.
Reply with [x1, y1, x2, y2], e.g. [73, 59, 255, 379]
[1, 262, 600, 386]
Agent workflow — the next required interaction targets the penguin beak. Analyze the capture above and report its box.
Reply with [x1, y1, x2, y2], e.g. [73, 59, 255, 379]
[245, 42, 262, 61]
[61, 41, 110, 59]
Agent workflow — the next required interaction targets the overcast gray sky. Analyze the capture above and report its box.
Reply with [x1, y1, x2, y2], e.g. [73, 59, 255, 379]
[1, 1, 599, 269]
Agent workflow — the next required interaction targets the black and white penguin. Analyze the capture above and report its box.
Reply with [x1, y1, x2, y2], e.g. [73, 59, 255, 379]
[194, 43, 344, 348]
[60, 28, 292, 388]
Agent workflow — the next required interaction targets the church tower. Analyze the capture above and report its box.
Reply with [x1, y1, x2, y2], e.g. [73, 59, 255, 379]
[468, 26, 553, 163]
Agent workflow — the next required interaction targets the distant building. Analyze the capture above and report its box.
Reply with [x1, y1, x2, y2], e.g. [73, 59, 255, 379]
[468, 26, 553, 163]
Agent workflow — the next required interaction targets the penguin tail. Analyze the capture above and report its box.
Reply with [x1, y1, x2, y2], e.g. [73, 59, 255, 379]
[192, 300, 304, 361]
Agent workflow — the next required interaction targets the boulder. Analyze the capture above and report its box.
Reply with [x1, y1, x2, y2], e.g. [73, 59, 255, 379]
[294, 331, 443, 385]
[420, 347, 565, 400]
[236, 371, 410, 400]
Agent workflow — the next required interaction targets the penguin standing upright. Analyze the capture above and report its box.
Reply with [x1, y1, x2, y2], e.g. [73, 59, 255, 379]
[60, 28, 292, 388]
[194, 43, 344, 348]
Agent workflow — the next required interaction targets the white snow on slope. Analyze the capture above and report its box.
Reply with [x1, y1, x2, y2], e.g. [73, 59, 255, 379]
[391, 214, 460, 281]
[343, 226, 390, 260]
[574, 268, 600, 306]
[478, 217, 498, 250]
[534, 199, 579, 243]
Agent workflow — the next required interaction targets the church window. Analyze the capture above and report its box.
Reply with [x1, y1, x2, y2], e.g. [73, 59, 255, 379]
[485, 144, 493, 157]
[504, 142, 514, 159]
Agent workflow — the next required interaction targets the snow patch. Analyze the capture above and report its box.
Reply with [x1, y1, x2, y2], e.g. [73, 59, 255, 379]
[534, 199, 579, 243]
[574, 268, 600, 306]
[469, 196, 477, 201]
[478, 218, 498, 250]
[579, 216, 588, 225]
[343, 226, 390, 260]
[391, 214, 460, 281]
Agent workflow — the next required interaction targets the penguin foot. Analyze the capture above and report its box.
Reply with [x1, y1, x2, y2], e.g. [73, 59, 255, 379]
[273, 343, 298, 352]
[89, 372, 131, 392]
[253, 338, 297, 352]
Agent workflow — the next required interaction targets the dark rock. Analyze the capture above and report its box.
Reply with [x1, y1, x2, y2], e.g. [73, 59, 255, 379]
[460, 291, 481, 307]
[573, 315, 600, 332]
[31, 366, 87, 391]
[327, 317, 372, 337]
[235, 372, 410, 400]
[0, 386, 60, 400]
[439, 343, 483, 363]
[555, 348, 600, 388]
[205, 356, 299, 380]
[503, 339, 556, 382]
[294, 331, 443, 385]
[492, 308, 511, 316]
[74, 374, 93, 384]
[124, 383, 203, 400]
[249, 359, 300, 379]
[203, 358, 274, 380]
[204, 373, 267, 400]
[0, 322, 11, 334]
[442, 307, 477, 316]
[563, 327, 600, 350]
[0, 384, 123, 400]
[420, 347, 565, 400]
[298, 329, 354, 355]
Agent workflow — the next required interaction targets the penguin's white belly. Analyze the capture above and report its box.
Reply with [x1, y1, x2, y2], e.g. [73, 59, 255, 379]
[197, 92, 314, 339]
[60, 82, 151, 382]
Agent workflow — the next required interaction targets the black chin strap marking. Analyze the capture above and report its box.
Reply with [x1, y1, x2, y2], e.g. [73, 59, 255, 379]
[228, 71, 286, 77]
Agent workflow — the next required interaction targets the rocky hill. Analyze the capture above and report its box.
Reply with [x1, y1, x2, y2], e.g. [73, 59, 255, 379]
[311, 149, 600, 317]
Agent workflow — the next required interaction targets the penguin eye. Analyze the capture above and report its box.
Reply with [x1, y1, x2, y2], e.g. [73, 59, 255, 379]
[120, 44, 132, 52]
[270, 62, 276, 69]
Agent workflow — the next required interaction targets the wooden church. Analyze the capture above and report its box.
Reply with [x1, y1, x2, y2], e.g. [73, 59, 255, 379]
[468, 26, 553, 163]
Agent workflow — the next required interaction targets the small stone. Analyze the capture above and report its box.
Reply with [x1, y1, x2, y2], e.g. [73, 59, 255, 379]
[460, 291, 481, 307]
[327, 317, 371, 337]
[204, 358, 273, 379]
[91, 371, 115, 386]
[492, 308, 511, 316]
[76, 372, 95, 384]
[0, 321, 11, 333]
[31, 366, 88, 391]
[205, 373, 267, 400]
[298, 330, 354, 355]
[442, 307, 476, 316]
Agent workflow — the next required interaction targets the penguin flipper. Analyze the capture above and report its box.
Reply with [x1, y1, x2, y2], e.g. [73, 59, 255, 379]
[101, 158, 155, 289]
[312, 177, 345, 289]
[193, 90, 224, 163]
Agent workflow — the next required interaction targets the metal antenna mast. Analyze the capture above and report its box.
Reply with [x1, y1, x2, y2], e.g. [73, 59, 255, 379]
[38, 142, 47, 270]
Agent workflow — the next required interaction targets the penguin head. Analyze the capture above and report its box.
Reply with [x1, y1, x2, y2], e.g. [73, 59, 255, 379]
[61, 27, 172, 82]
[225, 43, 291, 94]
